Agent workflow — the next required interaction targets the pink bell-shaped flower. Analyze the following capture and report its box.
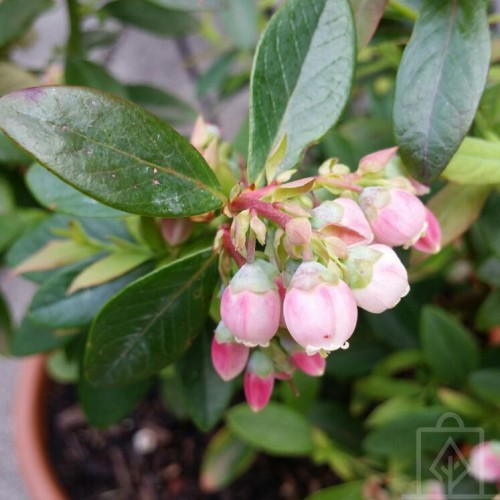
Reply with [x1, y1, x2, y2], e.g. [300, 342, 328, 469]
[358, 187, 427, 248]
[244, 351, 275, 412]
[345, 244, 409, 313]
[290, 351, 326, 377]
[469, 441, 500, 483]
[413, 208, 441, 254]
[220, 260, 281, 347]
[211, 323, 250, 381]
[161, 218, 193, 246]
[311, 198, 373, 247]
[283, 261, 357, 354]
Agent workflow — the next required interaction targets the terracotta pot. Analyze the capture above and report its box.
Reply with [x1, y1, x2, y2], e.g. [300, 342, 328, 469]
[14, 355, 66, 500]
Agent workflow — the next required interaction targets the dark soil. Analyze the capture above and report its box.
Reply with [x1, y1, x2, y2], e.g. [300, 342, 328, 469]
[48, 383, 339, 500]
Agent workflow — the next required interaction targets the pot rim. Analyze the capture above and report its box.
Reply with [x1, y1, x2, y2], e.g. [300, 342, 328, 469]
[13, 355, 67, 500]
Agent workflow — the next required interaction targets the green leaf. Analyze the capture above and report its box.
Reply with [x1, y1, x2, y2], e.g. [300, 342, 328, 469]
[177, 328, 234, 432]
[200, 427, 257, 493]
[437, 388, 487, 421]
[473, 193, 500, 257]
[248, 0, 356, 183]
[26, 163, 126, 218]
[0, 174, 15, 214]
[476, 290, 500, 331]
[365, 397, 424, 428]
[0, 62, 39, 96]
[64, 58, 128, 98]
[67, 251, 152, 294]
[468, 369, 500, 406]
[0, 86, 225, 217]
[103, 0, 199, 36]
[355, 375, 423, 401]
[226, 402, 314, 456]
[363, 407, 454, 458]
[127, 84, 197, 126]
[28, 260, 150, 329]
[196, 51, 237, 98]
[0, 209, 46, 254]
[79, 375, 151, 427]
[147, 0, 224, 10]
[306, 481, 363, 500]
[10, 316, 78, 356]
[442, 138, 500, 185]
[0, 0, 53, 48]
[86, 248, 218, 385]
[420, 306, 479, 387]
[418, 183, 491, 253]
[220, 0, 258, 51]
[0, 130, 31, 164]
[394, 0, 490, 182]
[349, 0, 388, 50]
[47, 349, 79, 383]
[280, 370, 320, 415]
[477, 257, 500, 287]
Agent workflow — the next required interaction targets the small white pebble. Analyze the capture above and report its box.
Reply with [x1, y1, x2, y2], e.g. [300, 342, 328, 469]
[132, 428, 158, 455]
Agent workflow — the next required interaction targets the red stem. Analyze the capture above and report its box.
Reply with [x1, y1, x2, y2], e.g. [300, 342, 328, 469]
[319, 176, 363, 193]
[231, 197, 291, 228]
[221, 228, 245, 268]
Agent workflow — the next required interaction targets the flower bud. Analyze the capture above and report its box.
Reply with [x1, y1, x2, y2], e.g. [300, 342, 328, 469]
[469, 441, 500, 483]
[345, 244, 409, 314]
[312, 198, 373, 247]
[161, 218, 193, 246]
[211, 336, 249, 382]
[357, 147, 398, 175]
[244, 351, 274, 412]
[220, 260, 281, 347]
[283, 262, 357, 354]
[358, 187, 427, 248]
[290, 352, 326, 377]
[413, 208, 441, 254]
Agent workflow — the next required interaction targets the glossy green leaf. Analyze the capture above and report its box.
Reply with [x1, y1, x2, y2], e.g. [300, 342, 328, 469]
[65, 58, 128, 98]
[306, 481, 363, 500]
[0, 130, 31, 164]
[177, 328, 234, 431]
[200, 427, 257, 493]
[103, 0, 198, 36]
[79, 374, 151, 428]
[28, 260, 150, 329]
[127, 85, 197, 126]
[0, 0, 53, 48]
[420, 306, 479, 387]
[394, 0, 490, 182]
[0, 87, 225, 217]
[86, 248, 218, 385]
[0, 62, 39, 97]
[468, 369, 500, 406]
[248, 0, 356, 183]
[10, 316, 78, 356]
[26, 163, 126, 218]
[476, 290, 500, 331]
[0, 209, 46, 254]
[442, 138, 500, 185]
[227, 402, 314, 456]
[349, 0, 388, 50]
[0, 175, 15, 214]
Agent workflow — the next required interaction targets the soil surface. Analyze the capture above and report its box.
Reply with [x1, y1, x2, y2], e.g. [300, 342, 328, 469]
[48, 383, 339, 499]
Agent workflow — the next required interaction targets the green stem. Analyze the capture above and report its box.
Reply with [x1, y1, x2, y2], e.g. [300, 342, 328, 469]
[388, 0, 418, 22]
[66, 0, 83, 58]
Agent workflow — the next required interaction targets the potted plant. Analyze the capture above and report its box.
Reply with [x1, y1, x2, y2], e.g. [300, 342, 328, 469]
[1, 0, 500, 498]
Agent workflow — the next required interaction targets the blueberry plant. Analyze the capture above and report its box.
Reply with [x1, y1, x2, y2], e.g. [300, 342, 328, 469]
[1, 0, 500, 498]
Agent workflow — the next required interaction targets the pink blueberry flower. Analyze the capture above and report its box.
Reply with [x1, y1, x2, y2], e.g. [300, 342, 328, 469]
[358, 187, 427, 248]
[283, 261, 357, 354]
[290, 351, 326, 377]
[469, 441, 500, 483]
[244, 351, 275, 412]
[345, 244, 409, 313]
[161, 218, 193, 246]
[413, 208, 441, 254]
[211, 335, 249, 382]
[311, 198, 374, 247]
[220, 260, 281, 347]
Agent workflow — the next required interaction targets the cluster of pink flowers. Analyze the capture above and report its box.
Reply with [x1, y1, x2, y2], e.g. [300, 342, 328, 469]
[212, 147, 442, 411]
